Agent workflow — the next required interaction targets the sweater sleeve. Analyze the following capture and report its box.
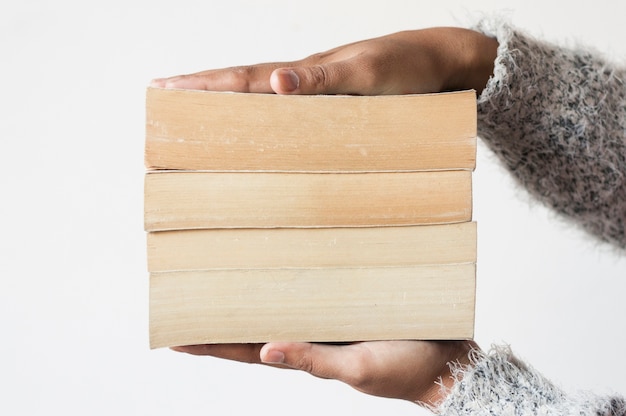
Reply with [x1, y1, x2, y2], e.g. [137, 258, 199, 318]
[474, 20, 626, 249]
[433, 22, 626, 415]
[436, 346, 626, 415]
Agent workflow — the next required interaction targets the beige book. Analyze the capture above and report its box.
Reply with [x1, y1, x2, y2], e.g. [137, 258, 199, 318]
[149, 263, 475, 348]
[145, 88, 477, 172]
[144, 170, 472, 231]
[147, 222, 477, 272]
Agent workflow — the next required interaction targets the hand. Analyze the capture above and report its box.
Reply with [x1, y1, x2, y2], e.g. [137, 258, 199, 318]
[151, 27, 497, 96]
[172, 340, 478, 407]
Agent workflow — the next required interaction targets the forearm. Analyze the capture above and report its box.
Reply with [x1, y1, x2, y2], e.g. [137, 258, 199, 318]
[436, 345, 626, 415]
[475, 20, 626, 249]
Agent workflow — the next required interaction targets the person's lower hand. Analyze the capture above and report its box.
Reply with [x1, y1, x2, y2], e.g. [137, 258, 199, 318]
[172, 340, 477, 407]
[151, 27, 497, 96]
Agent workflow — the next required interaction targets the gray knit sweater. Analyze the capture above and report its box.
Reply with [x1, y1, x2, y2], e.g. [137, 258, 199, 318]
[436, 21, 626, 415]
[477, 20, 626, 249]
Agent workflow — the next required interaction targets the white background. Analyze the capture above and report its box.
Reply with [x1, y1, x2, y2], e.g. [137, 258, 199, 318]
[1, 1, 625, 415]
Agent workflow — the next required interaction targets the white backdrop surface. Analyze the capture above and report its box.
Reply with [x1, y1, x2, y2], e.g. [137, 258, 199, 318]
[1, 1, 625, 415]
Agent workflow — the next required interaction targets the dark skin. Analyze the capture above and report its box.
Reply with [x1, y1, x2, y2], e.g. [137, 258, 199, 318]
[171, 340, 478, 407]
[153, 26, 498, 408]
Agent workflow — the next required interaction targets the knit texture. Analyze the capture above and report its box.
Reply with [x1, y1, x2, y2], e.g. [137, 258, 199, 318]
[434, 21, 626, 415]
[475, 21, 626, 249]
[437, 346, 626, 415]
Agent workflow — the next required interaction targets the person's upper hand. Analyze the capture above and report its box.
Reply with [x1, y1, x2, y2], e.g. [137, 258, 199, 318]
[173, 340, 477, 407]
[151, 27, 497, 96]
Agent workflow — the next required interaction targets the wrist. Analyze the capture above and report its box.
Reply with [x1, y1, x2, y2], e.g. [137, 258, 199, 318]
[417, 340, 478, 408]
[441, 28, 498, 94]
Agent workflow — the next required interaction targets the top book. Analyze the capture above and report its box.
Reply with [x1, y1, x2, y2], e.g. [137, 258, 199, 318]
[145, 88, 477, 172]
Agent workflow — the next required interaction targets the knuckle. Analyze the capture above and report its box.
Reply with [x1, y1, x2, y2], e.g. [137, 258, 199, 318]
[224, 66, 255, 92]
[308, 64, 330, 88]
[293, 354, 315, 374]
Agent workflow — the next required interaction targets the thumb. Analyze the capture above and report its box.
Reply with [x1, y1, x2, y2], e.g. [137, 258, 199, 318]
[270, 63, 362, 95]
[260, 342, 352, 380]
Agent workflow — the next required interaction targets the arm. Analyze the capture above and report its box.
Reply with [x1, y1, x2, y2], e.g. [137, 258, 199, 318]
[475, 20, 626, 249]
[153, 23, 626, 247]
[438, 346, 626, 415]
[440, 21, 626, 414]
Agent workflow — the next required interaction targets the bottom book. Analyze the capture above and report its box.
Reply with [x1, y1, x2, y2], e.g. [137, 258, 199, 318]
[149, 263, 475, 348]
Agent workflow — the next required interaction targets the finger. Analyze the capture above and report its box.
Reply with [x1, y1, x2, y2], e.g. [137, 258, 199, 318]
[151, 63, 291, 92]
[270, 59, 380, 95]
[171, 343, 264, 364]
[259, 342, 361, 381]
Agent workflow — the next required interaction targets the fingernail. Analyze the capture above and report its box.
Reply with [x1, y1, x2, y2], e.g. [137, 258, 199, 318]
[261, 349, 285, 364]
[276, 69, 299, 92]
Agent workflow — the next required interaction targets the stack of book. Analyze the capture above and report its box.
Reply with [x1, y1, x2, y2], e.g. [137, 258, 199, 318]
[144, 87, 478, 349]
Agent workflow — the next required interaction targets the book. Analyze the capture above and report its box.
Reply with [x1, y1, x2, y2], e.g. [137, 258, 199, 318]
[145, 88, 477, 172]
[144, 170, 472, 231]
[147, 222, 477, 272]
[149, 263, 476, 348]
[144, 88, 478, 348]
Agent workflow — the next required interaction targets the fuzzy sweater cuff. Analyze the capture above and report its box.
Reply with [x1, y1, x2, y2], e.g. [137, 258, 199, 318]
[436, 346, 626, 415]
[473, 19, 626, 249]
